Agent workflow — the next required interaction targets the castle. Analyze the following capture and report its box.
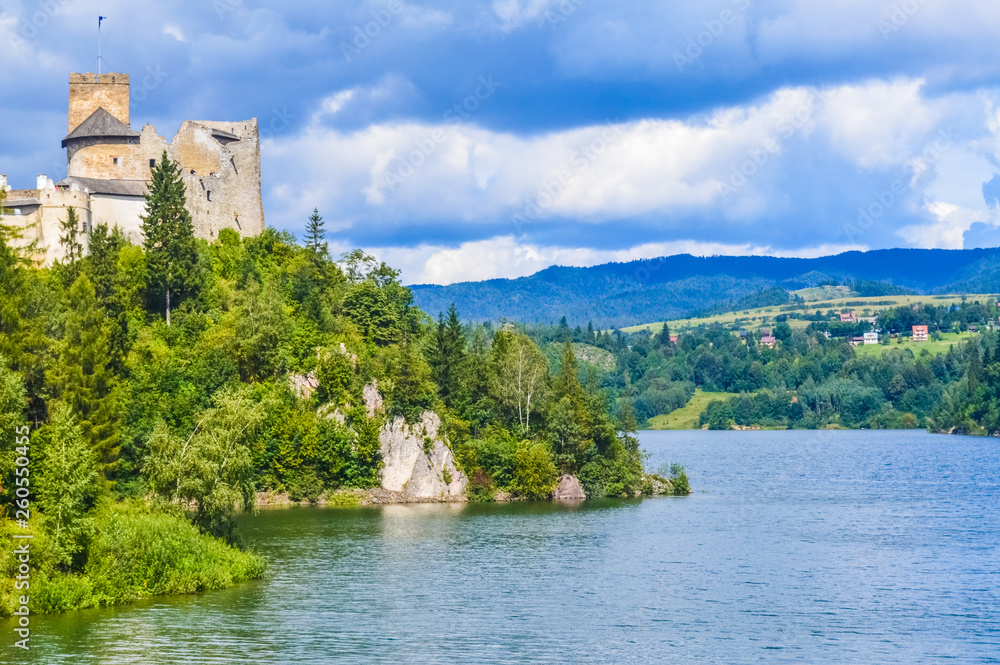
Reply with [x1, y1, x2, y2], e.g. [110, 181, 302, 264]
[0, 73, 264, 264]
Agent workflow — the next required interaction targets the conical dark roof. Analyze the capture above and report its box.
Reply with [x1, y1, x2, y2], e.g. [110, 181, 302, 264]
[62, 108, 140, 147]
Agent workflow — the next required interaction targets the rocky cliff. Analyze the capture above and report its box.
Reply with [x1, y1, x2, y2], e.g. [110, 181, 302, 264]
[376, 403, 468, 502]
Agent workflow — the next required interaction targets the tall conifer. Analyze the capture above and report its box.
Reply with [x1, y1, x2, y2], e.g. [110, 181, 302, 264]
[305, 208, 327, 256]
[47, 274, 120, 480]
[141, 151, 199, 326]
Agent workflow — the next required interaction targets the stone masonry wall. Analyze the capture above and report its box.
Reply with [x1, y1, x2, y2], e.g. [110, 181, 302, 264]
[68, 73, 130, 133]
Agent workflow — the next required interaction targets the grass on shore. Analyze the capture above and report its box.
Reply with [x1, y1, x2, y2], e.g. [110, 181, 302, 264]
[645, 389, 743, 430]
[0, 500, 266, 617]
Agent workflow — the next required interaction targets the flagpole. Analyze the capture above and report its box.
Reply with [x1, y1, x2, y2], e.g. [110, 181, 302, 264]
[97, 16, 105, 76]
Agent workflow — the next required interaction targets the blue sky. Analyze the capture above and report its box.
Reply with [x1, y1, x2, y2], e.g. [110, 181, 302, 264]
[3, 0, 1000, 283]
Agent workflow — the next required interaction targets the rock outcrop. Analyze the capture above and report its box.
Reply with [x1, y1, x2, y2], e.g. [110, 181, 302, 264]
[552, 474, 586, 502]
[363, 380, 384, 417]
[379, 411, 467, 501]
[288, 372, 318, 400]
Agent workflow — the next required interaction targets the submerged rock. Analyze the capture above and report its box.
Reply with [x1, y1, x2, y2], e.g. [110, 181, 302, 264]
[379, 411, 468, 501]
[553, 474, 586, 502]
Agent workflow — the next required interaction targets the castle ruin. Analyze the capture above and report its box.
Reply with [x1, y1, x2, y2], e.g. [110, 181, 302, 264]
[1, 73, 264, 264]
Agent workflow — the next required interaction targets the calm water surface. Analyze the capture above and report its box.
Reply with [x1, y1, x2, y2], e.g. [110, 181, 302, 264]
[5, 430, 999, 664]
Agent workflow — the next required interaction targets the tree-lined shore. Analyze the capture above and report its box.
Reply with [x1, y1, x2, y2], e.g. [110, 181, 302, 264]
[0, 154, 683, 616]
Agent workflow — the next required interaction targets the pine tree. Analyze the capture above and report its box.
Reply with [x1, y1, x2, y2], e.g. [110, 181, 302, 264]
[60, 207, 82, 250]
[46, 274, 121, 480]
[85, 223, 130, 372]
[141, 151, 200, 326]
[431, 304, 467, 408]
[35, 403, 98, 563]
[656, 322, 672, 347]
[305, 208, 327, 256]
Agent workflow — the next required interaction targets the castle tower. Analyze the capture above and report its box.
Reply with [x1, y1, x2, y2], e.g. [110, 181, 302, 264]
[64, 73, 141, 180]
[68, 73, 130, 134]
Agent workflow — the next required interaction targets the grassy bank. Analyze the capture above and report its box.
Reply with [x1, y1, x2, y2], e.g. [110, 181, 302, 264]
[0, 500, 265, 616]
[645, 389, 743, 430]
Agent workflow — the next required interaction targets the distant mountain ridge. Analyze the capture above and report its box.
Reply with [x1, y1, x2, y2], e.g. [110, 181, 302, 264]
[410, 248, 1000, 328]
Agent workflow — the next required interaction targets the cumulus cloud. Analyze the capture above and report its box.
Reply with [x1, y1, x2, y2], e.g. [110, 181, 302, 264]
[266, 78, 995, 255]
[8, 0, 1000, 284]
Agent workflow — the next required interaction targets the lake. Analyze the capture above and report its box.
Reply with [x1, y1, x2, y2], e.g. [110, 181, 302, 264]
[7, 430, 1000, 664]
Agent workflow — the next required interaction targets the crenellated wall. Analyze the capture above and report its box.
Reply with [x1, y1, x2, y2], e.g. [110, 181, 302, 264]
[68, 73, 130, 134]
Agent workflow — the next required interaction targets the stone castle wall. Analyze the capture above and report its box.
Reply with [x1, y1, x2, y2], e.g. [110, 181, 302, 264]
[3, 183, 93, 265]
[1, 72, 264, 265]
[65, 118, 265, 240]
[68, 73, 130, 133]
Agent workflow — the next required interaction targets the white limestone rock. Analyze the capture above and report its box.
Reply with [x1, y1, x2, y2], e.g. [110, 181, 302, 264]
[379, 411, 467, 501]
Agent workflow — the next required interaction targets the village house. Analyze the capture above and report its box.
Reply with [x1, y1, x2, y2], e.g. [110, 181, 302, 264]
[913, 325, 929, 342]
[863, 332, 879, 345]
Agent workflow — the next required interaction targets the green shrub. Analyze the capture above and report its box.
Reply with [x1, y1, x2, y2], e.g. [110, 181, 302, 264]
[509, 441, 558, 500]
[0, 501, 266, 616]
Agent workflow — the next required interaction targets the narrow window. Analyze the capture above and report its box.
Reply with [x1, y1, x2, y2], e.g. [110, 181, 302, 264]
[207, 191, 212, 202]
[112, 157, 119, 165]
[150, 159, 156, 168]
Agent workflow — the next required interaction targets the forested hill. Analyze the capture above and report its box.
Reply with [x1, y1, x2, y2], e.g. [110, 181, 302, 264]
[410, 248, 1000, 328]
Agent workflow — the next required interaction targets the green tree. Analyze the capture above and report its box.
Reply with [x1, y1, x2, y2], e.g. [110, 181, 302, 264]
[57, 206, 84, 285]
[656, 322, 672, 347]
[431, 304, 467, 408]
[490, 330, 548, 432]
[0, 357, 27, 510]
[389, 339, 438, 422]
[85, 223, 132, 371]
[509, 440, 558, 499]
[46, 274, 121, 479]
[35, 404, 99, 564]
[231, 278, 293, 380]
[304, 208, 327, 256]
[143, 385, 267, 541]
[141, 151, 200, 326]
[343, 280, 400, 346]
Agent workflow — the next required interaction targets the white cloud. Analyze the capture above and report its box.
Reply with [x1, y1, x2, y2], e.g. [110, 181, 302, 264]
[267, 78, 984, 232]
[366, 236, 868, 285]
[897, 202, 985, 249]
[490, 0, 558, 30]
[163, 25, 186, 42]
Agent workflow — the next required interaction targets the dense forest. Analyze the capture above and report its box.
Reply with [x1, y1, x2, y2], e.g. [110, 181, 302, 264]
[411, 249, 1000, 327]
[0, 155, 679, 616]
[516, 303, 1000, 434]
